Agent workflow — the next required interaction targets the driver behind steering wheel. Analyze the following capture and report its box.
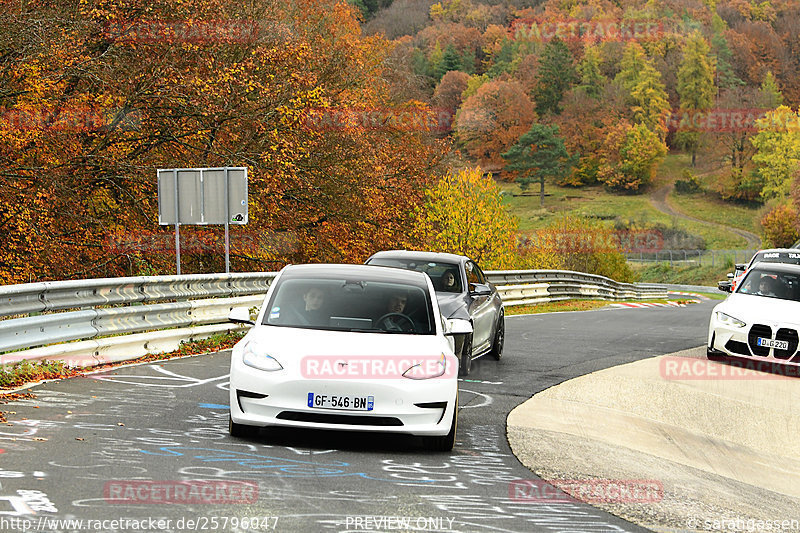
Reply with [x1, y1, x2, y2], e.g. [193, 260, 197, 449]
[376, 290, 415, 332]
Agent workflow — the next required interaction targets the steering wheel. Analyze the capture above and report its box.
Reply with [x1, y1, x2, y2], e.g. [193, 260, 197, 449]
[375, 312, 416, 333]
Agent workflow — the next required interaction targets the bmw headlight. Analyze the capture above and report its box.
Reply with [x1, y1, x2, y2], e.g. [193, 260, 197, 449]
[241, 341, 283, 372]
[402, 353, 447, 380]
[715, 311, 746, 328]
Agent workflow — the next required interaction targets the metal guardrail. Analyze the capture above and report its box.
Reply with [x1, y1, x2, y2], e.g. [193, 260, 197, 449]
[487, 269, 666, 306]
[0, 273, 275, 318]
[0, 270, 666, 370]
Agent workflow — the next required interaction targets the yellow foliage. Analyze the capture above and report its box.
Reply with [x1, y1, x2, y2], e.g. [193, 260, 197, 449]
[414, 167, 518, 269]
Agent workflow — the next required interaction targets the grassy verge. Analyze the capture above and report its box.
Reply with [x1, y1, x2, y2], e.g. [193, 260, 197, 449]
[0, 331, 245, 393]
[632, 263, 733, 287]
[505, 297, 699, 315]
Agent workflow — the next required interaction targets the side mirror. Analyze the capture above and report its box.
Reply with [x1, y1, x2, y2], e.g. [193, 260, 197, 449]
[717, 281, 732, 293]
[469, 283, 492, 297]
[727, 273, 734, 280]
[228, 307, 255, 326]
[444, 318, 472, 336]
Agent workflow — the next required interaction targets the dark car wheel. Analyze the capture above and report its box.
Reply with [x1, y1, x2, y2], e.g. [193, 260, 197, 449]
[424, 393, 457, 452]
[229, 415, 256, 438]
[489, 311, 504, 361]
[458, 334, 472, 376]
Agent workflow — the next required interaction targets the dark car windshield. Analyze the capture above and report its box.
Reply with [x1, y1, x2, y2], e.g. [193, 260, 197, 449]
[262, 276, 435, 334]
[736, 268, 800, 302]
[367, 258, 462, 293]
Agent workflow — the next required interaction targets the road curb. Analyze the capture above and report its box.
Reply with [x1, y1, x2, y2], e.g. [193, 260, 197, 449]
[507, 347, 800, 531]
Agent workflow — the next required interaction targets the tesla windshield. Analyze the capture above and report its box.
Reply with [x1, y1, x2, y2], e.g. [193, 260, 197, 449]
[263, 277, 435, 334]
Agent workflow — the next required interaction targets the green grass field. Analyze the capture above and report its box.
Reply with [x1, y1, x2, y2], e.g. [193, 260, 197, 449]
[499, 153, 763, 251]
[500, 183, 752, 249]
[668, 190, 764, 235]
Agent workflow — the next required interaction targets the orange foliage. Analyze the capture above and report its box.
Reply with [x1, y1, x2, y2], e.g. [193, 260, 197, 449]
[0, 0, 447, 283]
[455, 80, 536, 168]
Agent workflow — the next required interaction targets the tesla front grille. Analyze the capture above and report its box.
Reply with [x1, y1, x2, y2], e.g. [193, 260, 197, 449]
[724, 340, 750, 356]
[748, 324, 772, 357]
[775, 328, 799, 360]
[276, 411, 404, 426]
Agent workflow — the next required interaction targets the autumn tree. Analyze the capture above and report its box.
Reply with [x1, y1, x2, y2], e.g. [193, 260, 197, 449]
[630, 62, 670, 140]
[533, 37, 577, 116]
[709, 86, 763, 201]
[577, 44, 606, 100]
[761, 203, 800, 247]
[0, 0, 448, 282]
[415, 167, 518, 269]
[676, 32, 717, 166]
[434, 70, 470, 112]
[455, 80, 536, 168]
[556, 84, 628, 187]
[615, 42, 649, 95]
[751, 106, 800, 200]
[501, 124, 576, 206]
[598, 122, 667, 192]
[711, 13, 743, 89]
[760, 71, 784, 108]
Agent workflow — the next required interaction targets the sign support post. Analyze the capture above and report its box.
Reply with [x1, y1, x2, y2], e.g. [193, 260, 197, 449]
[173, 169, 181, 275]
[224, 167, 230, 274]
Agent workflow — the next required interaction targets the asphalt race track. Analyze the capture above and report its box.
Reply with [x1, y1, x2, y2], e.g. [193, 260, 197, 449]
[0, 301, 717, 533]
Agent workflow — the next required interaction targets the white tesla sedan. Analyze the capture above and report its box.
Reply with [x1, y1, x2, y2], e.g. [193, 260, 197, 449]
[227, 264, 465, 451]
[708, 263, 800, 365]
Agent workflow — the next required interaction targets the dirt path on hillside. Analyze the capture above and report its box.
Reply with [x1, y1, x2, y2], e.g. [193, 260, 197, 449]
[649, 184, 762, 249]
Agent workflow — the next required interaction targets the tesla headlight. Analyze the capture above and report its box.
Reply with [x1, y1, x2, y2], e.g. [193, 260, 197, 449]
[402, 353, 446, 380]
[715, 311, 746, 328]
[241, 341, 283, 372]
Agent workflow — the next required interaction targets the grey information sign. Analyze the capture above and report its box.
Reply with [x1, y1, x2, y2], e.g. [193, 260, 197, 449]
[157, 167, 248, 274]
[157, 167, 248, 225]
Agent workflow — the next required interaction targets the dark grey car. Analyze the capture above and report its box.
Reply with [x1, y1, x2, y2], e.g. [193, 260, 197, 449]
[365, 250, 504, 375]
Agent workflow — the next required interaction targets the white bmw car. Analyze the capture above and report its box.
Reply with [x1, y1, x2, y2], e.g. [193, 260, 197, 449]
[227, 264, 466, 451]
[708, 263, 800, 364]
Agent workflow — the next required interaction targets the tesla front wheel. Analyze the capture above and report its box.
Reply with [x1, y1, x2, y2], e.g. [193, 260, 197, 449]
[229, 415, 257, 438]
[425, 395, 457, 452]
